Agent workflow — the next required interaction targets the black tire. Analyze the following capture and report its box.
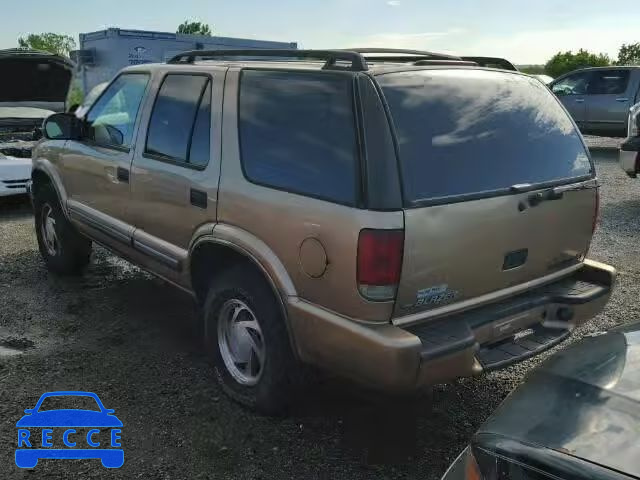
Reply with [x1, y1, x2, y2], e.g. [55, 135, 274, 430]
[34, 183, 91, 275]
[203, 263, 299, 414]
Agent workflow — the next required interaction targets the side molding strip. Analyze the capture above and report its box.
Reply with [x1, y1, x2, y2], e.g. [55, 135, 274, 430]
[133, 239, 181, 270]
[68, 207, 130, 244]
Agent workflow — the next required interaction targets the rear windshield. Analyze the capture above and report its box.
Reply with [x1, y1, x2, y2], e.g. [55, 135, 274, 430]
[377, 69, 593, 205]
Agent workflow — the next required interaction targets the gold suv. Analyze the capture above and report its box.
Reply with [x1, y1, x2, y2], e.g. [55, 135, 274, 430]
[31, 49, 616, 413]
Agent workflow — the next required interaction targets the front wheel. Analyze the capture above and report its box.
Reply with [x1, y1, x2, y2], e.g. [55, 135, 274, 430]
[203, 264, 300, 414]
[34, 184, 91, 275]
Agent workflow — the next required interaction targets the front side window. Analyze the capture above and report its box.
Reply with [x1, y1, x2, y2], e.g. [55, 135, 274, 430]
[551, 72, 592, 96]
[238, 70, 358, 206]
[145, 74, 212, 167]
[85, 74, 149, 148]
[587, 69, 630, 95]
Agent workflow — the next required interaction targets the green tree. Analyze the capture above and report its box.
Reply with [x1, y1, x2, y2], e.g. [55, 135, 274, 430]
[18, 33, 76, 57]
[617, 43, 640, 65]
[544, 49, 611, 78]
[67, 87, 84, 108]
[518, 65, 546, 75]
[177, 20, 213, 36]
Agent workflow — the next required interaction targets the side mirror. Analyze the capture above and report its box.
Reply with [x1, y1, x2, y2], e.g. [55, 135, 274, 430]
[23, 409, 34, 414]
[105, 409, 115, 415]
[42, 113, 83, 141]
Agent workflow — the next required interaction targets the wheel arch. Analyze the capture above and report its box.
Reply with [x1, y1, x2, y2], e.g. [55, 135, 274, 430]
[31, 160, 69, 217]
[189, 229, 299, 353]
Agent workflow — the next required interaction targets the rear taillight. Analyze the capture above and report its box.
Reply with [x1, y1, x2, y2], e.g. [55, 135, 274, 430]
[592, 188, 600, 234]
[441, 447, 483, 480]
[357, 229, 404, 301]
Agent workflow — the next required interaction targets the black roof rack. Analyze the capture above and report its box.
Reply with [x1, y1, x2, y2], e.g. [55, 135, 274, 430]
[346, 48, 463, 62]
[460, 56, 518, 71]
[413, 59, 478, 67]
[167, 49, 369, 71]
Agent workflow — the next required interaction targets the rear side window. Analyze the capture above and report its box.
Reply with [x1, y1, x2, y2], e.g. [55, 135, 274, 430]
[145, 74, 211, 167]
[188, 81, 212, 167]
[239, 70, 358, 206]
[587, 69, 630, 95]
[358, 76, 402, 210]
[377, 70, 593, 205]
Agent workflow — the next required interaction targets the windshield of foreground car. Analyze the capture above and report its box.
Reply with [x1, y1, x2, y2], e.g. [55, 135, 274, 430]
[377, 69, 593, 204]
[37, 395, 102, 412]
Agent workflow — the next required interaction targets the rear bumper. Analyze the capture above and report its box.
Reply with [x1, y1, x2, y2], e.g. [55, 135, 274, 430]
[287, 259, 615, 393]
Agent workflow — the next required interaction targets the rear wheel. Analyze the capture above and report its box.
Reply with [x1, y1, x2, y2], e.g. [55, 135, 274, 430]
[203, 264, 299, 414]
[34, 184, 91, 275]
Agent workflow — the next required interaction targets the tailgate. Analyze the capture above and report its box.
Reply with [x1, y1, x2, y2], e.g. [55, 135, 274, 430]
[374, 68, 597, 319]
[396, 185, 596, 317]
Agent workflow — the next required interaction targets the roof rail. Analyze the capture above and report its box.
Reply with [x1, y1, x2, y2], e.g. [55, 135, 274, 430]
[167, 49, 369, 71]
[345, 48, 462, 62]
[460, 56, 518, 71]
[413, 59, 478, 67]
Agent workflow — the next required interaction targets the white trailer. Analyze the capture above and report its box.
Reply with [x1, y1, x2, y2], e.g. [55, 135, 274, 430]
[72, 28, 297, 94]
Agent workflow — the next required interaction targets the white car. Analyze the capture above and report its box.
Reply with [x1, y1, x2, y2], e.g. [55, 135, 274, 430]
[0, 49, 73, 196]
[0, 153, 32, 197]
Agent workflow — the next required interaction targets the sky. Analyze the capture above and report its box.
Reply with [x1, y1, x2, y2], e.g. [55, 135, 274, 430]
[1, 0, 638, 64]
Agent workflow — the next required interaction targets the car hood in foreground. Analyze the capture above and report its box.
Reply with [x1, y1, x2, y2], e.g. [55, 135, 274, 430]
[477, 323, 640, 477]
[0, 107, 55, 123]
[16, 410, 123, 428]
[0, 49, 74, 112]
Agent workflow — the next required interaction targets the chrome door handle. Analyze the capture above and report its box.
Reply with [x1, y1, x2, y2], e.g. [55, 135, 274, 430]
[616, 98, 629, 102]
[575, 98, 585, 103]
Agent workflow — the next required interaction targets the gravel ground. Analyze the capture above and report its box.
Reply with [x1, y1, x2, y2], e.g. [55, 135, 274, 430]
[0, 149, 638, 479]
[583, 135, 624, 150]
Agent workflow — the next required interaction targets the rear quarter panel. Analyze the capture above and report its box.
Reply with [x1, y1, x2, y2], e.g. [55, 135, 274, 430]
[217, 69, 403, 323]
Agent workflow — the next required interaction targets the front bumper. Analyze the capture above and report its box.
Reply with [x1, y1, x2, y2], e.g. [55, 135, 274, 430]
[288, 259, 616, 393]
[0, 155, 31, 196]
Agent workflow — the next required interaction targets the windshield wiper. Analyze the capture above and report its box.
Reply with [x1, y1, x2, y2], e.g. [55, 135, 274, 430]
[510, 180, 599, 195]
[509, 183, 534, 193]
[551, 182, 600, 194]
[513, 181, 599, 210]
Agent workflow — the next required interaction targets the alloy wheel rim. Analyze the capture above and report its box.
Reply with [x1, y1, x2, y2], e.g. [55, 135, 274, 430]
[41, 204, 59, 257]
[217, 299, 265, 386]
